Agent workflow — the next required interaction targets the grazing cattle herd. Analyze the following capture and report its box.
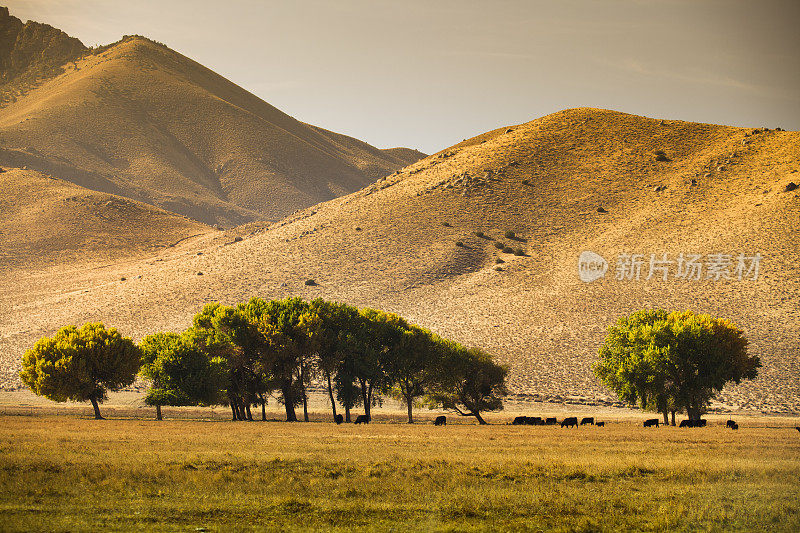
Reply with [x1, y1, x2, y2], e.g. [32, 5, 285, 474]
[499, 416, 747, 430]
[333, 414, 762, 429]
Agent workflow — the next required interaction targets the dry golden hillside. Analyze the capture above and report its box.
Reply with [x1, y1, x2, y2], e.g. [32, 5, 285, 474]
[2, 108, 798, 414]
[0, 23, 423, 226]
[0, 167, 210, 272]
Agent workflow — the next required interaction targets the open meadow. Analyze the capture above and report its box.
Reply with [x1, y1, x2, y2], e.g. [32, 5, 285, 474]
[1, 412, 798, 532]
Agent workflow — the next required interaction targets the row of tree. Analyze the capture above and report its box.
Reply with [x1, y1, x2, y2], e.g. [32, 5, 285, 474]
[593, 309, 760, 424]
[20, 298, 509, 423]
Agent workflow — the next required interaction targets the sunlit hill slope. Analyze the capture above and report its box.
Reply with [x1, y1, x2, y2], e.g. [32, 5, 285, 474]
[2, 108, 798, 414]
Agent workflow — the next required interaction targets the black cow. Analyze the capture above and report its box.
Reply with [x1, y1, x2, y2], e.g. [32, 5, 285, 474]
[434, 415, 446, 426]
[580, 417, 594, 426]
[334, 414, 343, 425]
[512, 416, 527, 425]
[726, 420, 737, 429]
[796, 427, 800, 433]
[643, 418, 660, 428]
[526, 416, 544, 426]
[679, 419, 707, 428]
[354, 414, 369, 424]
[545, 417, 558, 425]
[730, 422, 738, 430]
[561, 417, 578, 428]
[596, 421, 605, 427]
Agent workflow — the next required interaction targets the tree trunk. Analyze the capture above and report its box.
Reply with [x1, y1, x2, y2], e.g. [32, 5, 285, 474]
[261, 399, 266, 421]
[326, 372, 338, 422]
[156, 405, 162, 421]
[365, 382, 374, 421]
[360, 379, 370, 421]
[89, 396, 104, 420]
[670, 410, 676, 426]
[474, 411, 487, 425]
[345, 405, 351, 423]
[300, 363, 309, 422]
[284, 401, 297, 422]
[406, 392, 414, 424]
[230, 403, 237, 421]
[662, 410, 668, 425]
[245, 404, 253, 421]
[282, 383, 297, 421]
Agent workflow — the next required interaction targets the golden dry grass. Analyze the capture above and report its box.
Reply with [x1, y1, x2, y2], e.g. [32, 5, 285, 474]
[0, 414, 798, 531]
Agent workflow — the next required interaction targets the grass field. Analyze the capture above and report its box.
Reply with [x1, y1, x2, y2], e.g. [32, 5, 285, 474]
[1, 414, 798, 532]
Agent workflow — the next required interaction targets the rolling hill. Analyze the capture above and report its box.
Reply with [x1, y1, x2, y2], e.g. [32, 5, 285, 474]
[0, 7, 424, 226]
[0, 167, 210, 273]
[1, 108, 798, 414]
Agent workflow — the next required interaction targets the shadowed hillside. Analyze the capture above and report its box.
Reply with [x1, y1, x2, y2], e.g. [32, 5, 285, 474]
[1, 108, 797, 414]
[0, 167, 210, 272]
[0, 8, 424, 226]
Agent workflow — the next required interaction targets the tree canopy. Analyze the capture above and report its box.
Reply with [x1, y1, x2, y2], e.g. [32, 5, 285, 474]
[427, 342, 509, 425]
[21, 299, 509, 423]
[594, 309, 760, 423]
[139, 331, 223, 420]
[20, 323, 141, 419]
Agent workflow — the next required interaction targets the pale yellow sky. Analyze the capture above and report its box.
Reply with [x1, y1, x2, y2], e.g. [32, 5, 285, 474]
[6, 0, 799, 153]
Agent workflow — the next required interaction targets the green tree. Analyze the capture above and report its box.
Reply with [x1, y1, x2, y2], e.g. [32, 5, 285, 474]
[188, 302, 264, 421]
[334, 354, 362, 422]
[246, 297, 313, 422]
[387, 325, 439, 423]
[139, 332, 222, 420]
[304, 299, 361, 422]
[20, 323, 140, 419]
[427, 342, 508, 424]
[594, 309, 760, 422]
[352, 309, 406, 421]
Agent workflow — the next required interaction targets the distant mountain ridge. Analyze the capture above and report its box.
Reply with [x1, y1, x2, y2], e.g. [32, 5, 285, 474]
[0, 8, 424, 226]
[0, 6, 86, 104]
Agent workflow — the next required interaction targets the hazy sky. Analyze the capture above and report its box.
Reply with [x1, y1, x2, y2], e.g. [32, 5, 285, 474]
[7, 0, 799, 153]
